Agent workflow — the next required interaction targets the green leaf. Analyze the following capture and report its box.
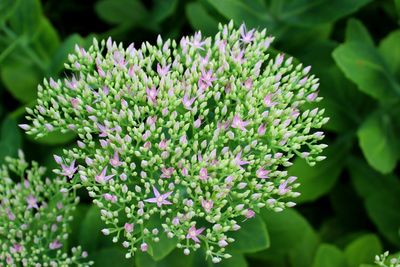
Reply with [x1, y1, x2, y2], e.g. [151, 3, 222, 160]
[69, 204, 90, 248]
[288, 136, 353, 203]
[0, 0, 19, 24]
[191, 249, 247, 267]
[379, 30, 400, 78]
[348, 157, 400, 200]
[1, 62, 41, 103]
[150, 0, 178, 23]
[333, 42, 400, 101]
[254, 209, 317, 259]
[288, 224, 320, 267]
[229, 216, 270, 253]
[357, 112, 398, 174]
[345, 19, 374, 46]
[344, 234, 382, 267]
[31, 17, 60, 65]
[275, 0, 371, 27]
[365, 192, 400, 246]
[8, 0, 42, 38]
[95, 0, 147, 25]
[298, 40, 372, 133]
[90, 248, 133, 267]
[136, 249, 192, 267]
[144, 215, 178, 261]
[0, 117, 22, 164]
[27, 129, 76, 145]
[78, 205, 113, 253]
[207, 0, 275, 29]
[185, 2, 219, 36]
[48, 34, 85, 76]
[312, 244, 347, 267]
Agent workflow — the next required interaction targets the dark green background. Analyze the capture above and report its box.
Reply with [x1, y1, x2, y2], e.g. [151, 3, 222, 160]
[0, 0, 399, 266]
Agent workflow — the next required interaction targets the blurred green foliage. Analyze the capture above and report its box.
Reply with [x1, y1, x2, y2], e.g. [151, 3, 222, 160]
[0, 0, 399, 266]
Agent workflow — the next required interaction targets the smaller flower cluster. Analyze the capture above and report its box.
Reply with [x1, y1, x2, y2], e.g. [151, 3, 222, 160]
[0, 151, 92, 266]
[375, 252, 400, 267]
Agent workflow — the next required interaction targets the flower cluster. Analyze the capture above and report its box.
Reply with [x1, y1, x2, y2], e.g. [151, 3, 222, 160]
[22, 21, 327, 261]
[375, 252, 400, 267]
[0, 151, 92, 266]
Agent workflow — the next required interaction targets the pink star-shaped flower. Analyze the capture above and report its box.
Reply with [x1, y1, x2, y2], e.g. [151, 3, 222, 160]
[231, 114, 250, 132]
[256, 167, 270, 179]
[26, 195, 39, 210]
[60, 160, 77, 179]
[144, 186, 173, 207]
[186, 225, 205, 243]
[95, 166, 115, 183]
[235, 151, 250, 169]
[160, 167, 175, 179]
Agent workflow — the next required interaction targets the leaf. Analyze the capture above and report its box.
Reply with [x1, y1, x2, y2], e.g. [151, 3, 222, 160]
[48, 34, 86, 76]
[144, 215, 178, 261]
[288, 224, 320, 267]
[288, 136, 353, 203]
[274, 0, 372, 27]
[1, 62, 41, 103]
[8, 0, 42, 38]
[333, 42, 400, 101]
[260, 209, 314, 255]
[136, 249, 192, 267]
[348, 157, 400, 200]
[229, 216, 270, 253]
[379, 30, 400, 78]
[344, 234, 382, 267]
[0, 117, 22, 164]
[150, 0, 178, 23]
[90, 248, 133, 267]
[31, 17, 60, 65]
[207, 0, 275, 29]
[68, 204, 90, 248]
[27, 129, 76, 145]
[345, 19, 374, 46]
[365, 192, 400, 246]
[298, 40, 372, 133]
[357, 112, 398, 174]
[185, 2, 219, 36]
[312, 244, 347, 267]
[78, 205, 113, 253]
[95, 0, 147, 25]
[0, 0, 19, 24]
[191, 249, 247, 267]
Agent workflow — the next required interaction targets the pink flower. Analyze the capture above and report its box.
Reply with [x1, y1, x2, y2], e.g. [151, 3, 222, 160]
[245, 209, 255, 219]
[198, 70, 216, 90]
[182, 94, 196, 110]
[160, 167, 174, 179]
[258, 124, 266, 135]
[95, 167, 115, 183]
[201, 199, 213, 213]
[26, 195, 39, 209]
[256, 167, 269, 179]
[240, 24, 255, 43]
[124, 223, 134, 233]
[110, 151, 122, 167]
[11, 243, 23, 253]
[264, 93, 276, 107]
[188, 32, 206, 50]
[60, 160, 77, 178]
[186, 226, 205, 243]
[49, 240, 62, 250]
[235, 151, 250, 169]
[140, 243, 148, 251]
[104, 193, 118, 203]
[199, 167, 209, 181]
[157, 63, 170, 76]
[146, 86, 158, 104]
[231, 114, 250, 132]
[278, 176, 297, 195]
[194, 118, 202, 128]
[144, 186, 173, 207]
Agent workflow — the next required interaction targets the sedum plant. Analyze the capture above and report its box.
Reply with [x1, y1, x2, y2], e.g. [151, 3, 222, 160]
[0, 151, 91, 266]
[21, 21, 328, 261]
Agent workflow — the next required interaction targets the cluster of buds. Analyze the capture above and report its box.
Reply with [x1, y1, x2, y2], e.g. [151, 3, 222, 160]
[0, 151, 91, 266]
[375, 252, 400, 267]
[22, 21, 327, 261]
